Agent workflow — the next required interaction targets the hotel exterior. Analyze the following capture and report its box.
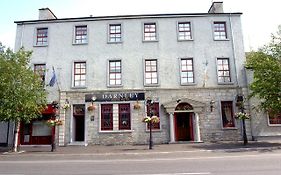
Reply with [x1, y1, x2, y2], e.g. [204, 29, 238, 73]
[13, 2, 259, 147]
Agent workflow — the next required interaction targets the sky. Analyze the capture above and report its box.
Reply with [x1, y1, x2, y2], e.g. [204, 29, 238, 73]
[0, 0, 280, 51]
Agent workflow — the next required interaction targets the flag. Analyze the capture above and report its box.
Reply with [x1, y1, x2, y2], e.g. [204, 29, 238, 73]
[49, 67, 56, 87]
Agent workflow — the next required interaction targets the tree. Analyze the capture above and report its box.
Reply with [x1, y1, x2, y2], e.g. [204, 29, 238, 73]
[0, 44, 47, 151]
[246, 26, 281, 115]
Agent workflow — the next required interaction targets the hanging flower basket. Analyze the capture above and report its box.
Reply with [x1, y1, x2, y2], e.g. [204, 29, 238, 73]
[87, 104, 96, 111]
[235, 112, 250, 120]
[46, 119, 63, 127]
[62, 103, 70, 110]
[142, 116, 160, 124]
[133, 102, 141, 110]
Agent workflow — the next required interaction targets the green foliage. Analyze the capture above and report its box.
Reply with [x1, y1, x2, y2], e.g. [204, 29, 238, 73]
[0, 45, 47, 122]
[246, 26, 281, 115]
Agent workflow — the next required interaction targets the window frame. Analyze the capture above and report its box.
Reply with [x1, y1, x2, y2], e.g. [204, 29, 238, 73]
[100, 104, 114, 131]
[73, 25, 88, 45]
[72, 61, 87, 88]
[268, 112, 281, 126]
[144, 59, 159, 86]
[33, 64, 46, 85]
[118, 103, 131, 130]
[143, 22, 158, 42]
[220, 101, 236, 129]
[34, 27, 48, 46]
[177, 21, 193, 41]
[216, 58, 232, 84]
[213, 21, 228, 40]
[180, 58, 195, 85]
[108, 23, 122, 43]
[108, 59, 122, 87]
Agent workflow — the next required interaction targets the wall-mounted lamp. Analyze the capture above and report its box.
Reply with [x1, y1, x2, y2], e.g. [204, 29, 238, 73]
[210, 100, 215, 112]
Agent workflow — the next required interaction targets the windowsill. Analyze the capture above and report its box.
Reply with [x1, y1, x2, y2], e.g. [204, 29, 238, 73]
[180, 83, 197, 86]
[268, 124, 281, 127]
[71, 86, 87, 89]
[72, 42, 88, 45]
[177, 39, 194, 42]
[99, 130, 133, 133]
[34, 44, 48, 47]
[142, 40, 158, 43]
[213, 39, 230, 41]
[222, 127, 237, 130]
[107, 85, 123, 88]
[218, 82, 234, 85]
[107, 41, 123, 44]
[145, 129, 161, 132]
[144, 84, 160, 87]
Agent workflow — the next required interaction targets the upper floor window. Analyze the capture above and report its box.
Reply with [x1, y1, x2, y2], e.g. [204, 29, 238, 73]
[145, 59, 158, 85]
[214, 22, 227, 40]
[75, 25, 87, 44]
[178, 22, 192, 40]
[217, 58, 231, 83]
[109, 60, 122, 86]
[143, 23, 157, 41]
[34, 64, 46, 84]
[73, 62, 86, 87]
[180, 58, 194, 84]
[108, 24, 122, 43]
[118, 104, 131, 130]
[146, 102, 160, 130]
[221, 101, 235, 128]
[36, 28, 48, 46]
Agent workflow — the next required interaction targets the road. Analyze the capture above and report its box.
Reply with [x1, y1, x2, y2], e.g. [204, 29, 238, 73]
[0, 150, 281, 175]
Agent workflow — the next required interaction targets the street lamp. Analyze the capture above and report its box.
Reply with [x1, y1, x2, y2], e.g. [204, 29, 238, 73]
[236, 95, 248, 145]
[146, 99, 154, 149]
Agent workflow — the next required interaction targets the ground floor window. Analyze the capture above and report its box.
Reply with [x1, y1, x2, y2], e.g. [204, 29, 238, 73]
[221, 101, 235, 128]
[146, 102, 160, 130]
[101, 103, 131, 131]
[268, 113, 281, 125]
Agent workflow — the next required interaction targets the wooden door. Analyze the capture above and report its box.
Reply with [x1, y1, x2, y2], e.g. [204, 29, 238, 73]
[175, 113, 193, 141]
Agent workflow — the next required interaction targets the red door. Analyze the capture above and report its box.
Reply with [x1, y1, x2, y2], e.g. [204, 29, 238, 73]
[175, 113, 193, 141]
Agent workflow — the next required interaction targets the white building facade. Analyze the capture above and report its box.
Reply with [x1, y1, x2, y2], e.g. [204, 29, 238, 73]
[14, 2, 254, 146]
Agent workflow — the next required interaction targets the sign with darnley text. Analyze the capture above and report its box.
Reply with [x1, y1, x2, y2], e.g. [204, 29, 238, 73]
[85, 92, 145, 102]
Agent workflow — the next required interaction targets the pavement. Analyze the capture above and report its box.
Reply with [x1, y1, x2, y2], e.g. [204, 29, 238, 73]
[1, 140, 281, 155]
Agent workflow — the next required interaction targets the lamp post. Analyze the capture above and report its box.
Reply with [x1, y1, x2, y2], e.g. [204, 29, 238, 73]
[237, 95, 248, 145]
[51, 101, 59, 152]
[146, 99, 153, 150]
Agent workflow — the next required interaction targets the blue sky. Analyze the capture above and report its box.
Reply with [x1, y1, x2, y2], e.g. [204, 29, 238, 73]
[1, 0, 280, 51]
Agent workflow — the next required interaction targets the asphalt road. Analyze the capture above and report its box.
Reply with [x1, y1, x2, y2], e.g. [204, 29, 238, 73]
[0, 150, 281, 175]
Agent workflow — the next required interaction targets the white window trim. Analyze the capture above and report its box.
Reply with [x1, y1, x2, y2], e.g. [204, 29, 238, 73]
[71, 60, 87, 89]
[178, 57, 196, 86]
[107, 58, 123, 88]
[212, 21, 229, 41]
[216, 57, 234, 85]
[107, 23, 123, 44]
[177, 21, 194, 41]
[143, 58, 160, 87]
[33, 27, 49, 47]
[72, 24, 88, 45]
[142, 22, 159, 42]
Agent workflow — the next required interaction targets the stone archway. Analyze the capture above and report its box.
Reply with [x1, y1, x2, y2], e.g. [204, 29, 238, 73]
[162, 98, 205, 143]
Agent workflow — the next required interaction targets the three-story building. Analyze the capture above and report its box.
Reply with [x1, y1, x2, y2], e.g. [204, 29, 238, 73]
[14, 2, 250, 146]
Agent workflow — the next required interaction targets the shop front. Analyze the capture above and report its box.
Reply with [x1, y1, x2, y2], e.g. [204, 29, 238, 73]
[19, 104, 56, 145]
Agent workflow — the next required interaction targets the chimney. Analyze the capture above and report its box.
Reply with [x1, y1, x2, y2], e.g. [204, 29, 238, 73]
[208, 1, 224, 13]
[39, 8, 57, 20]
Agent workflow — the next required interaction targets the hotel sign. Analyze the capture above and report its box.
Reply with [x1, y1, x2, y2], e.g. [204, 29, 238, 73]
[85, 92, 145, 102]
